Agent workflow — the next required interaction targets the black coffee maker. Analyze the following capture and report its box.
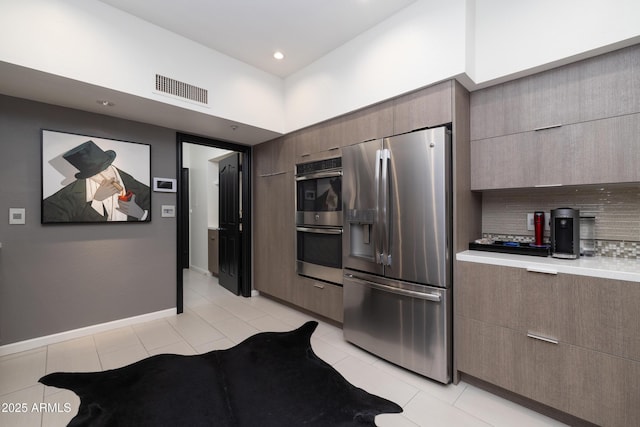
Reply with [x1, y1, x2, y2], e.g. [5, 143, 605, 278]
[550, 208, 580, 259]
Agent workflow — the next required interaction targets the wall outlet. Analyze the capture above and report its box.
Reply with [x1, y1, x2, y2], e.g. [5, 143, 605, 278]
[9, 208, 26, 225]
[527, 213, 550, 231]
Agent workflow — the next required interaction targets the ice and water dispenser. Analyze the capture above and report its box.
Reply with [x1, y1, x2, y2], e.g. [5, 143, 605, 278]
[346, 209, 376, 261]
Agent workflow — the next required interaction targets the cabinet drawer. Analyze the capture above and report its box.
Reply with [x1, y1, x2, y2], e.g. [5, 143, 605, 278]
[564, 344, 640, 427]
[559, 275, 640, 362]
[455, 316, 568, 410]
[295, 276, 343, 323]
[458, 261, 640, 361]
[456, 316, 640, 427]
[455, 262, 560, 337]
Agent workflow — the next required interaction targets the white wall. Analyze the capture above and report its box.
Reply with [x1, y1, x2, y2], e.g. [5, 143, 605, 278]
[471, 0, 640, 84]
[2, 0, 640, 136]
[183, 143, 231, 273]
[283, 0, 640, 131]
[0, 0, 285, 133]
[283, 0, 468, 131]
[207, 160, 220, 229]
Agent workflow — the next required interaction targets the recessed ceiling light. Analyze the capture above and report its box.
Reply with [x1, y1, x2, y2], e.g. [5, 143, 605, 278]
[273, 51, 285, 60]
[97, 100, 114, 107]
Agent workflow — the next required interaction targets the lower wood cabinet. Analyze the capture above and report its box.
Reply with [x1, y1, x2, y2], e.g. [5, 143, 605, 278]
[294, 276, 343, 323]
[455, 261, 640, 426]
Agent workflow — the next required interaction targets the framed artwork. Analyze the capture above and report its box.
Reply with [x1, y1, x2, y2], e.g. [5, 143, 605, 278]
[41, 130, 151, 223]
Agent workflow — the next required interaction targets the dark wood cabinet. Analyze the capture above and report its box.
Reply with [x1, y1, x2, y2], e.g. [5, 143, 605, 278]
[253, 135, 296, 300]
[293, 276, 343, 323]
[455, 260, 640, 426]
[471, 44, 640, 142]
[393, 80, 453, 134]
[470, 44, 640, 190]
[293, 98, 394, 164]
[471, 113, 640, 190]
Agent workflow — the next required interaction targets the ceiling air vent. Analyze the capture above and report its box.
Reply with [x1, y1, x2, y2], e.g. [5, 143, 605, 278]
[155, 74, 208, 104]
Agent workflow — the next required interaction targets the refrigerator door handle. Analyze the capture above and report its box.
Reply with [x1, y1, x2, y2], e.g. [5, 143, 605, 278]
[345, 273, 441, 302]
[380, 148, 391, 266]
[374, 149, 383, 265]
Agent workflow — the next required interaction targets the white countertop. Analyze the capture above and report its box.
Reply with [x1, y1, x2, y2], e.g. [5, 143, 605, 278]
[457, 250, 640, 283]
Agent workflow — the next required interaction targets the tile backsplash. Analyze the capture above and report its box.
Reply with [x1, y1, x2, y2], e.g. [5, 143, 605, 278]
[481, 184, 640, 258]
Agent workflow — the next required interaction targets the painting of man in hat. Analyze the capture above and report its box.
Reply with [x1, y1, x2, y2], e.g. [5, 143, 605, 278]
[42, 131, 151, 223]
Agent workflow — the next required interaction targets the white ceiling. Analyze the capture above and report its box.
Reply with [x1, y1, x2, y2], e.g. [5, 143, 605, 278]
[0, 0, 418, 145]
[97, 0, 418, 77]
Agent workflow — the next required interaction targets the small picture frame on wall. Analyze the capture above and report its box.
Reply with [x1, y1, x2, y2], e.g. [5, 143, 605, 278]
[41, 130, 152, 224]
[153, 177, 177, 193]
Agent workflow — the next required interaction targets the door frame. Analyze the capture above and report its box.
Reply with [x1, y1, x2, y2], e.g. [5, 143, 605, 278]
[176, 133, 253, 313]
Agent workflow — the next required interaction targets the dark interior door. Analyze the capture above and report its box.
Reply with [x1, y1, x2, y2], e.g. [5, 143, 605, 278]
[219, 153, 241, 295]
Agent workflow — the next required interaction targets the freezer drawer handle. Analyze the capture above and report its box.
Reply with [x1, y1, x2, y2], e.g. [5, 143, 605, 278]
[296, 227, 343, 235]
[527, 332, 559, 345]
[345, 274, 441, 302]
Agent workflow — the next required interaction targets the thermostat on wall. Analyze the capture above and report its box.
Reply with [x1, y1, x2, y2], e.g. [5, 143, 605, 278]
[153, 177, 177, 192]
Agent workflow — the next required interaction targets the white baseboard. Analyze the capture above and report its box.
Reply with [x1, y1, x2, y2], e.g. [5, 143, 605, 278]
[0, 308, 176, 357]
[189, 265, 211, 276]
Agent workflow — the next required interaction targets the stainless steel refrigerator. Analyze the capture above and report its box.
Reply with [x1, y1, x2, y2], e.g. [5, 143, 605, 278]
[342, 126, 452, 383]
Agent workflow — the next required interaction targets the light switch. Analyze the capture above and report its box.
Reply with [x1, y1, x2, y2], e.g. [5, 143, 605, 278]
[9, 208, 26, 225]
[161, 205, 176, 218]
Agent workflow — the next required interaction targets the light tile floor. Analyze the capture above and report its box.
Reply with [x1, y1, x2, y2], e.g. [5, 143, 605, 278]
[0, 269, 568, 427]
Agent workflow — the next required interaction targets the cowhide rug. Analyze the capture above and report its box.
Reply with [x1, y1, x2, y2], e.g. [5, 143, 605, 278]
[40, 321, 402, 426]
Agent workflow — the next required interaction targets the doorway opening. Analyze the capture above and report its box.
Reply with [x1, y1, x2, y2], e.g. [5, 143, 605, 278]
[176, 133, 252, 314]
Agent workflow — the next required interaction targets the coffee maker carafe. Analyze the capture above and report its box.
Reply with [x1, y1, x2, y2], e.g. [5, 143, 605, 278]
[550, 208, 580, 259]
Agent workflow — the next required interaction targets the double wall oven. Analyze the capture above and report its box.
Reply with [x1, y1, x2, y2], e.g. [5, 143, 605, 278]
[295, 157, 343, 285]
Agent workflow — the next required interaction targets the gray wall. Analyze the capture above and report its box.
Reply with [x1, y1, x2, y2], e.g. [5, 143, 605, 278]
[0, 95, 177, 346]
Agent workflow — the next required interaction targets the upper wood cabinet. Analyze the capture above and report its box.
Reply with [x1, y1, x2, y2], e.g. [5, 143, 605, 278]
[394, 80, 453, 134]
[342, 100, 394, 145]
[292, 79, 455, 164]
[254, 135, 294, 177]
[470, 112, 640, 190]
[294, 99, 394, 163]
[293, 121, 343, 162]
[470, 44, 640, 190]
[471, 44, 640, 141]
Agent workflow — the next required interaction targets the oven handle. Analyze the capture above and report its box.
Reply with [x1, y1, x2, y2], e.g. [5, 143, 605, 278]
[344, 273, 441, 302]
[295, 170, 342, 181]
[296, 227, 343, 235]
